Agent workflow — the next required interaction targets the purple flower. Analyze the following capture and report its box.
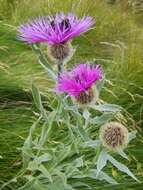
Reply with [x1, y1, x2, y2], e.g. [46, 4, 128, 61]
[57, 64, 102, 97]
[18, 13, 94, 45]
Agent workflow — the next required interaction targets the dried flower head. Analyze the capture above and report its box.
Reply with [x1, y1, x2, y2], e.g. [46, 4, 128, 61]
[99, 122, 129, 151]
[57, 63, 102, 105]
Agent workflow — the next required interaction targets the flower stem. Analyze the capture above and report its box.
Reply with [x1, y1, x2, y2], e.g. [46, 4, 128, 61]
[57, 61, 64, 77]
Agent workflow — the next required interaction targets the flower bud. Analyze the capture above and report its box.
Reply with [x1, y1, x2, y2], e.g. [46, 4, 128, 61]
[99, 122, 128, 151]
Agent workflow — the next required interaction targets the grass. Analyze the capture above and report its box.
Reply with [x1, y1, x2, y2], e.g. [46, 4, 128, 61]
[0, 0, 143, 189]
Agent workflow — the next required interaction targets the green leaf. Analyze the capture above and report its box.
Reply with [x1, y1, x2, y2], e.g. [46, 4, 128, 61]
[32, 83, 41, 110]
[128, 131, 137, 143]
[18, 178, 36, 190]
[64, 113, 79, 154]
[38, 111, 57, 147]
[77, 125, 90, 141]
[96, 77, 105, 93]
[28, 161, 39, 171]
[88, 169, 118, 184]
[76, 169, 118, 185]
[39, 165, 53, 182]
[21, 118, 41, 168]
[37, 153, 52, 164]
[31, 83, 47, 120]
[97, 170, 118, 184]
[34, 180, 45, 190]
[56, 145, 71, 164]
[108, 155, 139, 182]
[32, 44, 56, 80]
[73, 157, 84, 168]
[92, 103, 122, 112]
[90, 112, 115, 125]
[53, 170, 67, 185]
[83, 109, 90, 120]
[72, 182, 91, 189]
[117, 149, 129, 160]
[96, 149, 108, 176]
[81, 140, 101, 148]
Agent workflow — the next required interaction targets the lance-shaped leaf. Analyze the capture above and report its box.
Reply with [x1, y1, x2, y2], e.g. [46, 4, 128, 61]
[117, 149, 129, 160]
[36, 153, 52, 164]
[38, 165, 53, 182]
[92, 103, 122, 112]
[32, 83, 48, 120]
[107, 154, 139, 182]
[74, 169, 118, 185]
[88, 169, 118, 185]
[96, 77, 105, 93]
[32, 44, 56, 79]
[81, 140, 101, 148]
[90, 112, 115, 125]
[38, 111, 57, 147]
[128, 131, 137, 143]
[83, 109, 90, 120]
[96, 149, 108, 176]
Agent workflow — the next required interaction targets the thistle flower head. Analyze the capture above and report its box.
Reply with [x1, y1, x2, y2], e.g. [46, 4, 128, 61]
[57, 63, 102, 105]
[18, 13, 94, 45]
[99, 122, 129, 151]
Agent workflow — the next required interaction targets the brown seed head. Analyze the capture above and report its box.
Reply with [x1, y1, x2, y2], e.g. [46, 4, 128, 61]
[99, 122, 128, 151]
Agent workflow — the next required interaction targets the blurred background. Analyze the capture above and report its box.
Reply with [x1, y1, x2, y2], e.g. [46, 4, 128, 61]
[0, 0, 143, 189]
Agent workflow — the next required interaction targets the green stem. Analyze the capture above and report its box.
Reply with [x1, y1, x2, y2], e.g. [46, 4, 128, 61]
[57, 60, 64, 76]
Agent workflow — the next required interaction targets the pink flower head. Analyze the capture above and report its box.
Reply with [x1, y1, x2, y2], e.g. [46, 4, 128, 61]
[18, 13, 94, 45]
[57, 64, 102, 97]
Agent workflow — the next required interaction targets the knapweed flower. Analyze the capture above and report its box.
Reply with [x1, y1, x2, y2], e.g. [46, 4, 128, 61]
[57, 63, 102, 106]
[18, 13, 94, 62]
[99, 122, 129, 151]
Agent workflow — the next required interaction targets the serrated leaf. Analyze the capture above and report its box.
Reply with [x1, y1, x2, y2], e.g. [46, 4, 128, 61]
[108, 155, 139, 182]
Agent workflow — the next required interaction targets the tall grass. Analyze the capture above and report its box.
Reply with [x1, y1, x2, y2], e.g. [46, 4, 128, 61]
[0, 0, 143, 188]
